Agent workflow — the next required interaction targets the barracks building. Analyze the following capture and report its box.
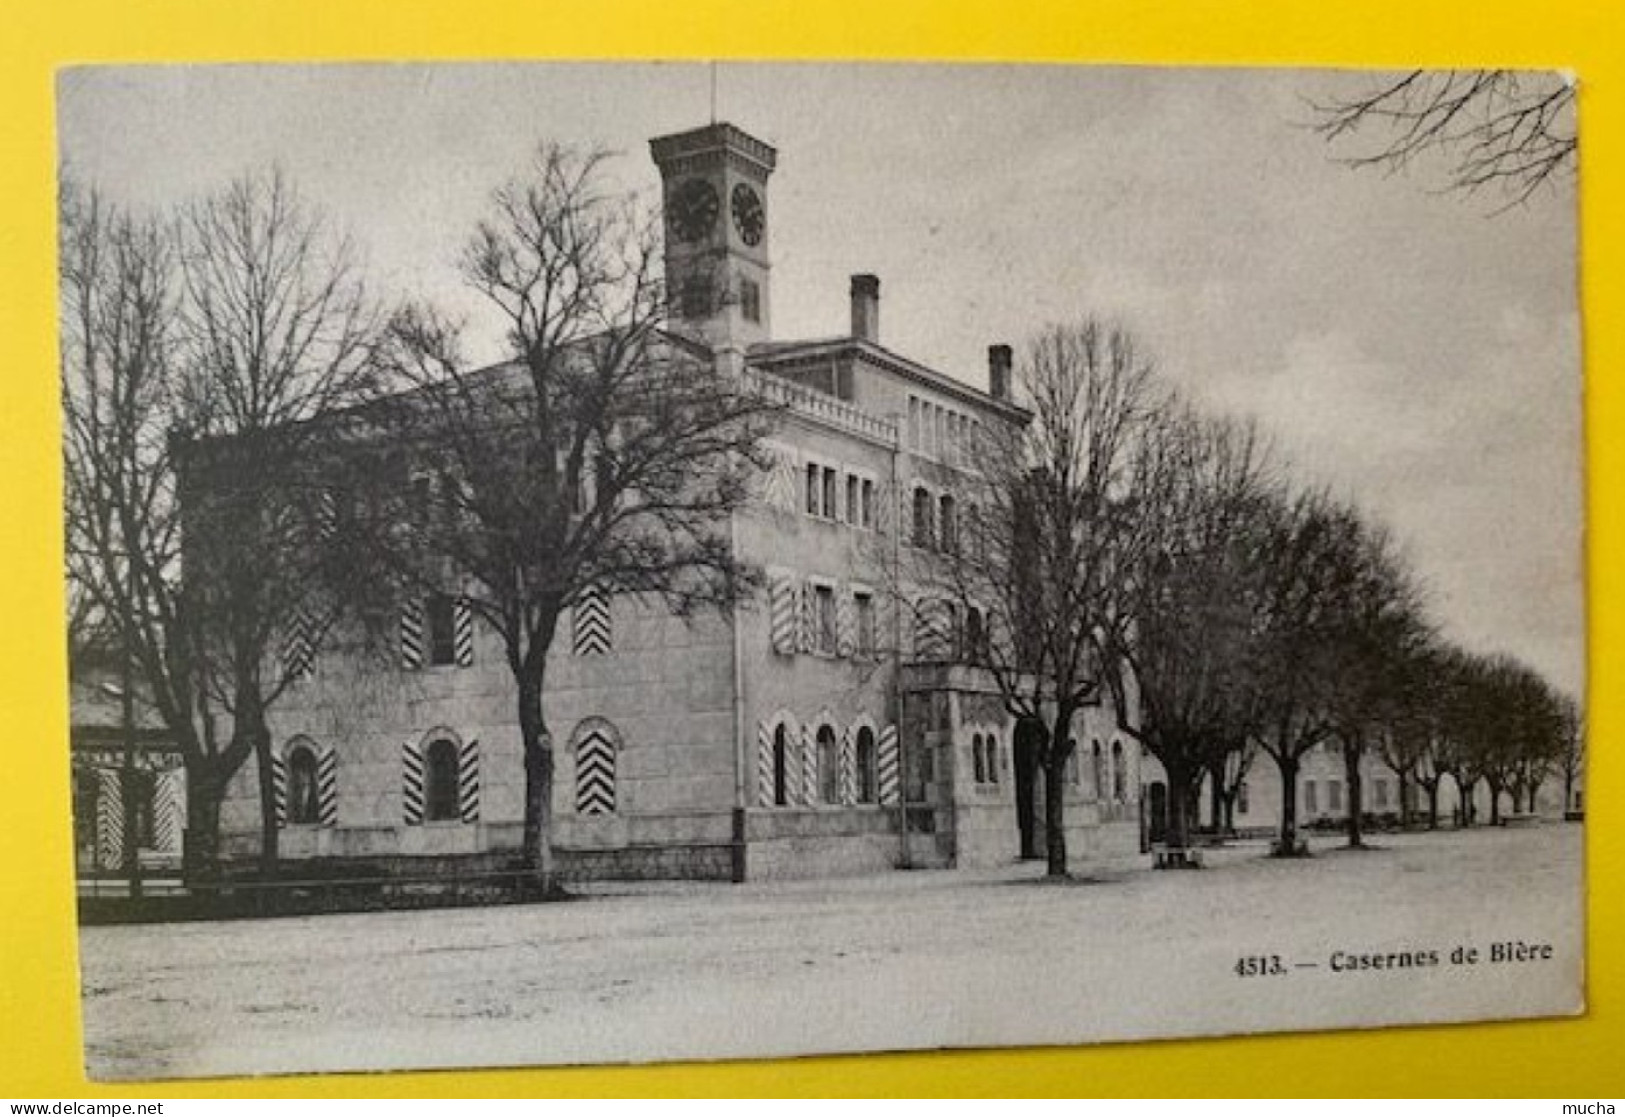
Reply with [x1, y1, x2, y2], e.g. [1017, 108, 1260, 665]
[200, 120, 1149, 881]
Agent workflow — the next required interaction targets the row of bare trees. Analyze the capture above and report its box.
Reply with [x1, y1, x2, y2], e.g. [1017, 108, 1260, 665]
[911, 316, 1579, 876]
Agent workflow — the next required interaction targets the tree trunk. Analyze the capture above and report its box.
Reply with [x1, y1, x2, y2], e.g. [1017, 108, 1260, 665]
[1274, 754, 1301, 856]
[1042, 757, 1068, 877]
[1487, 781, 1503, 825]
[1343, 743, 1364, 849]
[183, 764, 223, 886]
[1163, 761, 1196, 855]
[1426, 781, 1440, 829]
[245, 703, 278, 879]
[1207, 768, 1223, 835]
[1396, 771, 1412, 829]
[518, 666, 556, 891]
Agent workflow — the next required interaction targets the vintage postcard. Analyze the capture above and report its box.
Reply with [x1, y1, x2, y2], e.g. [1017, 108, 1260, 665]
[59, 62, 1584, 1080]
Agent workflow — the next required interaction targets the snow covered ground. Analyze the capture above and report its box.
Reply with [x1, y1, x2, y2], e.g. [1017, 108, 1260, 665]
[78, 824, 1585, 1081]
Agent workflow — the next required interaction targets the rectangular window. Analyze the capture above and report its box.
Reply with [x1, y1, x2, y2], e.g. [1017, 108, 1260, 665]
[908, 397, 921, 450]
[822, 467, 838, 521]
[846, 475, 860, 525]
[1329, 780, 1344, 812]
[854, 592, 876, 656]
[680, 273, 711, 319]
[1305, 780, 1318, 813]
[427, 593, 457, 666]
[806, 463, 820, 516]
[815, 584, 837, 655]
[740, 277, 761, 323]
[1375, 780, 1389, 809]
[860, 479, 875, 529]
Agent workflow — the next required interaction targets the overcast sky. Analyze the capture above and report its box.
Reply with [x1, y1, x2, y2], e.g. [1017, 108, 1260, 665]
[56, 62, 1584, 697]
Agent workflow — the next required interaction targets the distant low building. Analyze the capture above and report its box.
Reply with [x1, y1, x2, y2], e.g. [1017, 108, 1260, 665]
[69, 650, 186, 882]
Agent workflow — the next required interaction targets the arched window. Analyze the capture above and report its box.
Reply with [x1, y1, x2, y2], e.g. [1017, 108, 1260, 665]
[818, 725, 841, 805]
[287, 744, 321, 825]
[987, 736, 1000, 784]
[972, 734, 987, 783]
[855, 726, 877, 804]
[1092, 740, 1105, 800]
[939, 494, 957, 553]
[912, 487, 934, 548]
[426, 738, 460, 822]
[1112, 740, 1127, 801]
[772, 723, 790, 807]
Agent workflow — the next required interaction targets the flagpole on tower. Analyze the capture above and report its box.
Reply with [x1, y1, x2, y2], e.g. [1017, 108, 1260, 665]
[710, 61, 718, 124]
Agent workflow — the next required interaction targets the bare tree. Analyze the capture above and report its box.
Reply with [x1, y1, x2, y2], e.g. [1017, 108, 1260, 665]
[1249, 489, 1354, 856]
[908, 319, 1157, 877]
[1557, 693, 1585, 816]
[1324, 519, 1431, 849]
[376, 144, 779, 889]
[62, 169, 379, 881]
[1311, 70, 1577, 209]
[1108, 407, 1275, 862]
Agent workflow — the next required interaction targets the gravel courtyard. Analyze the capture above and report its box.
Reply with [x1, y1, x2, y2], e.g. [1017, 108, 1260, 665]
[79, 824, 1585, 1081]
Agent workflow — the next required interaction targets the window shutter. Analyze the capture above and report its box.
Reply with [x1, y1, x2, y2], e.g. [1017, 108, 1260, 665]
[400, 600, 424, 670]
[800, 724, 817, 806]
[96, 769, 124, 868]
[316, 488, 338, 540]
[836, 588, 855, 658]
[458, 738, 480, 823]
[769, 572, 797, 656]
[318, 747, 338, 828]
[756, 721, 776, 808]
[573, 586, 611, 656]
[877, 725, 900, 806]
[155, 768, 185, 854]
[282, 609, 314, 682]
[840, 727, 856, 805]
[575, 723, 617, 816]
[797, 579, 815, 654]
[453, 597, 475, 667]
[402, 739, 425, 825]
[271, 753, 288, 829]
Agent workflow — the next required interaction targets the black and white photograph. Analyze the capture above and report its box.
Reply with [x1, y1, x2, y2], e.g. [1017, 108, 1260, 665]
[59, 62, 1585, 1080]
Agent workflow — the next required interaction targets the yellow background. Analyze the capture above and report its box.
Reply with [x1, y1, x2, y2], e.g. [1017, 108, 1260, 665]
[1, 0, 1617, 1097]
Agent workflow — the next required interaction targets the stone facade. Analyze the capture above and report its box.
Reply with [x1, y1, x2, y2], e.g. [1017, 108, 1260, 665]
[216, 120, 1147, 881]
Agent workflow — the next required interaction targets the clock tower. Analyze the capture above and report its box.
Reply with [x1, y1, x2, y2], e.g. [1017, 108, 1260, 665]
[649, 122, 777, 351]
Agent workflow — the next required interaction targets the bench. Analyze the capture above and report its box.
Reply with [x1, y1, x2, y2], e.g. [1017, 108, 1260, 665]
[1152, 845, 1204, 869]
[1500, 813, 1539, 827]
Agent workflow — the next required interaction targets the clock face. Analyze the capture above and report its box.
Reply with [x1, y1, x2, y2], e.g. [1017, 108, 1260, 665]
[671, 179, 720, 243]
[731, 183, 765, 247]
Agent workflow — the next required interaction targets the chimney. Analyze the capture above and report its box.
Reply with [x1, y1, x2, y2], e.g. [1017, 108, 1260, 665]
[850, 274, 880, 344]
[988, 344, 1012, 401]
